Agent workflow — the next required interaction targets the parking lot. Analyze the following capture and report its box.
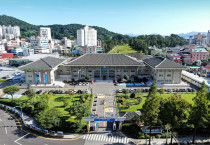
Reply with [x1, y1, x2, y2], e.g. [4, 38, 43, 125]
[116, 87, 196, 93]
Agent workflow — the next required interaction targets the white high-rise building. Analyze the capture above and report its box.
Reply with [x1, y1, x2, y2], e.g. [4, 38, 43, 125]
[0, 25, 20, 40]
[207, 30, 210, 44]
[39, 27, 52, 41]
[77, 25, 97, 46]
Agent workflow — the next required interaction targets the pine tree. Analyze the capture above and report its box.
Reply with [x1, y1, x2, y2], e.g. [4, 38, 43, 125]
[189, 82, 209, 143]
[141, 81, 160, 145]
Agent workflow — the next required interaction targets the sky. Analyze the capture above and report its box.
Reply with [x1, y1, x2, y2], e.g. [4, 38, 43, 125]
[0, 0, 210, 35]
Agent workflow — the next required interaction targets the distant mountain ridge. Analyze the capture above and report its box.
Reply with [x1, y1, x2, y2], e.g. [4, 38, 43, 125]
[0, 15, 121, 40]
[178, 31, 207, 39]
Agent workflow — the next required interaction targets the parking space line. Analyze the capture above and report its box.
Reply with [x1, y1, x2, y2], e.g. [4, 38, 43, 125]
[14, 133, 29, 145]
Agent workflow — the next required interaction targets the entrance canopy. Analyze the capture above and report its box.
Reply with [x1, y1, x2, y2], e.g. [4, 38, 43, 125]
[83, 117, 126, 122]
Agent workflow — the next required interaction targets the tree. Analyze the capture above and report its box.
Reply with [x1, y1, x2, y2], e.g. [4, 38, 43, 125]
[189, 82, 209, 143]
[135, 89, 142, 98]
[3, 86, 20, 101]
[126, 101, 132, 108]
[85, 76, 90, 81]
[69, 102, 90, 123]
[159, 94, 190, 143]
[123, 75, 129, 80]
[36, 108, 61, 129]
[26, 85, 36, 103]
[130, 93, 135, 98]
[141, 81, 160, 145]
[158, 88, 165, 96]
[123, 89, 129, 99]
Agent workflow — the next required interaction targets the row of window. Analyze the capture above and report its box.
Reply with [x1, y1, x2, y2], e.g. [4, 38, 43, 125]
[157, 80, 172, 83]
[159, 74, 172, 77]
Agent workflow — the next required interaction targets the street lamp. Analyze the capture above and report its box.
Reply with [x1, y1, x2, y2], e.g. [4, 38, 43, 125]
[14, 105, 23, 118]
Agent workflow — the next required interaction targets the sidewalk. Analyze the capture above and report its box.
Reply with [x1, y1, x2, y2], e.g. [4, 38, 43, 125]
[0, 103, 82, 139]
[130, 136, 210, 144]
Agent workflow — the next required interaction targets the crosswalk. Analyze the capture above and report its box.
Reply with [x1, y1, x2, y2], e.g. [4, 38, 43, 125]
[83, 134, 129, 144]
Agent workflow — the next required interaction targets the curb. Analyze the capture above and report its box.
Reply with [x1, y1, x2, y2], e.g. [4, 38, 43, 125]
[0, 107, 84, 141]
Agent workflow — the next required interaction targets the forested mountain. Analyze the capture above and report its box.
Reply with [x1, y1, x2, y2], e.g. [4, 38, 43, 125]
[0, 15, 119, 40]
[0, 15, 188, 54]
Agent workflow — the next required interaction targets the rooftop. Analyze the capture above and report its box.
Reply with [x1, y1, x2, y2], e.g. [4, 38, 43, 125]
[20, 56, 66, 70]
[192, 48, 208, 53]
[144, 56, 186, 69]
[67, 53, 143, 66]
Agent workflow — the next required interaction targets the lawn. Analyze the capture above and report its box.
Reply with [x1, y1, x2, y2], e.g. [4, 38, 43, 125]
[109, 44, 138, 54]
[116, 93, 196, 112]
[1, 93, 93, 124]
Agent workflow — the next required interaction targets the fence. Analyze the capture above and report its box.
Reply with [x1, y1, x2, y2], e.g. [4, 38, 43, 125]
[0, 103, 63, 138]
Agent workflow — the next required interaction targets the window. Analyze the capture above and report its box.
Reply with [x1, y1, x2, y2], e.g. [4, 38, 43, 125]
[28, 80, 32, 83]
[159, 70, 163, 72]
[117, 69, 121, 72]
[73, 70, 77, 73]
[28, 75, 32, 77]
[60, 70, 62, 72]
[88, 70, 92, 73]
[168, 70, 171, 72]
[131, 70, 135, 72]
[73, 75, 78, 78]
[167, 74, 171, 77]
[67, 70, 70, 72]
[124, 70, 128, 73]
[27, 70, 31, 72]
[159, 74, 163, 77]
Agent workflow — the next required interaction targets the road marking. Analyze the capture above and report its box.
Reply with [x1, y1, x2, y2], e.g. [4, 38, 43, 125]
[5, 127, 7, 134]
[14, 133, 29, 145]
[105, 108, 113, 112]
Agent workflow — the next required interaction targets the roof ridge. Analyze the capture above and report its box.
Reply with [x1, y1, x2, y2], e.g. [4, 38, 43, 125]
[69, 54, 87, 64]
[41, 57, 53, 68]
[122, 54, 141, 64]
[155, 57, 165, 68]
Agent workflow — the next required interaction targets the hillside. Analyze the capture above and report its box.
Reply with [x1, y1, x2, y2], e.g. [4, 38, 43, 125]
[0, 15, 120, 40]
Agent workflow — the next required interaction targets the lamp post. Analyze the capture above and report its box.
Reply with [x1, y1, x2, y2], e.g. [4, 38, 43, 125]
[14, 105, 23, 118]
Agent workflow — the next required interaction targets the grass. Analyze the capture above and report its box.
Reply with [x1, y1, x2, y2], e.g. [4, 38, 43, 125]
[109, 44, 138, 54]
[0, 79, 9, 83]
[116, 93, 196, 112]
[1, 93, 92, 124]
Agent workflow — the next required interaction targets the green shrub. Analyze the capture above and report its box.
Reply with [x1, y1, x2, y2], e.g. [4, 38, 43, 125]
[145, 134, 150, 138]
[130, 93, 135, 98]
[156, 134, 161, 139]
[161, 133, 165, 138]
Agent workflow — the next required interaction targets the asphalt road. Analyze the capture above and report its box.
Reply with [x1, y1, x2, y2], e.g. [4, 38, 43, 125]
[0, 109, 85, 145]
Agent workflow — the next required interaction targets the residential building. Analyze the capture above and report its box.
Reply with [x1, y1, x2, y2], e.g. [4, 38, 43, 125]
[207, 30, 210, 44]
[180, 52, 192, 64]
[0, 25, 20, 40]
[39, 27, 51, 41]
[22, 48, 34, 56]
[0, 53, 14, 59]
[0, 45, 6, 53]
[77, 25, 97, 47]
[11, 47, 23, 56]
[34, 47, 50, 54]
[166, 53, 182, 63]
[190, 47, 209, 63]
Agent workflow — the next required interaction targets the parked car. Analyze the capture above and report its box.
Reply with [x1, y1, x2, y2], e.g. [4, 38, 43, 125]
[118, 89, 122, 93]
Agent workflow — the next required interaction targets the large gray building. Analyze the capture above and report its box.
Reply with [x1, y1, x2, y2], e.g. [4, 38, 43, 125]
[20, 53, 186, 85]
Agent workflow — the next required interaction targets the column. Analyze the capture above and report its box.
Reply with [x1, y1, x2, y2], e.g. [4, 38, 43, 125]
[100, 67, 102, 79]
